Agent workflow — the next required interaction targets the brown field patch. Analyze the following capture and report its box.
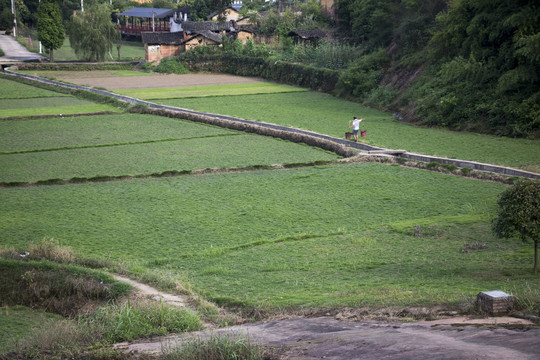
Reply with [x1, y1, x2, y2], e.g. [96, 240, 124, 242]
[44, 72, 264, 90]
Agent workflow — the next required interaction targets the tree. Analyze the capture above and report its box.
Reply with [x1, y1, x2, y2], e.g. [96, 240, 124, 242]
[493, 180, 540, 274]
[68, 3, 120, 62]
[0, 8, 14, 31]
[37, 0, 65, 62]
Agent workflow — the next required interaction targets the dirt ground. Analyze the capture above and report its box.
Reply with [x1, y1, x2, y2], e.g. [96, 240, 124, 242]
[43, 72, 264, 90]
[112, 275, 540, 359]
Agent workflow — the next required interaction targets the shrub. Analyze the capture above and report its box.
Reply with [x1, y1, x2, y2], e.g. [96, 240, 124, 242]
[180, 52, 340, 93]
[441, 164, 458, 172]
[143, 58, 189, 74]
[336, 48, 390, 98]
[493, 179, 540, 274]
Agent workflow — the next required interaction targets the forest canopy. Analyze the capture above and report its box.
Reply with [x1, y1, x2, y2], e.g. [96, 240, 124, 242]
[337, 0, 539, 138]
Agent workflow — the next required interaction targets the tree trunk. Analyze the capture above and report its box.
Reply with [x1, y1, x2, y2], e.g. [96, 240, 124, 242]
[49, 48, 54, 63]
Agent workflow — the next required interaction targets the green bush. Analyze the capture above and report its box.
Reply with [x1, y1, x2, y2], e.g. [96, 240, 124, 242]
[441, 164, 458, 172]
[276, 41, 361, 70]
[180, 52, 339, 93]
[143, 57, 190, 74]
[336, 48, 390, 98]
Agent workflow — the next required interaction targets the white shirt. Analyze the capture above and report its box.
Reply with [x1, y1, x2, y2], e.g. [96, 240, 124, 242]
[352, 119, 362, 130]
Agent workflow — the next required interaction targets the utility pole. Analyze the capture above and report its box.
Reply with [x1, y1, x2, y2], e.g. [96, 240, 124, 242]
[10, 0, 17, 37]
[81, 0, 84, 12]
[38, 0, 42, 53]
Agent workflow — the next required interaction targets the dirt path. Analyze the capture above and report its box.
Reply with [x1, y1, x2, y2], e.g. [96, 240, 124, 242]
[112, 274, 189, 308]
[112, 275, 540, 359]
[0, 32, 45, 63]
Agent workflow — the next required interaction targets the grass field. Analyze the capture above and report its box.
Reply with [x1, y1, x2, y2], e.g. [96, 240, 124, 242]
[0, 78, 69, 99]
[0, 306, 64, 352]
[114, 83, 309, 100]
[0, 113, 232, 153]
[0, 112, 338, 182]
[49, 39, 144, 61]
[0, 134, 338, 182]
[0, 97, 120, 118]
[162, 92, 540, 172]
[2, 163, 536, 308]
[0, 78, 120, 118]
[1, 74, 540, 355]
[17, 70, 154, 79]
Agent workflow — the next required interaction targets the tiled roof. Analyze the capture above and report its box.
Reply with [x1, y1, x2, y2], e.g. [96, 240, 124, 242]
[186, 30, 223, 43]
[118, 7, 176, 18]
[180, 20, 235, 32]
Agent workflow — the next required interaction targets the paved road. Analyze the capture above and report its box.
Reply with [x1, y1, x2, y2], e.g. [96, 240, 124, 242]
[0, 31, 45, 63]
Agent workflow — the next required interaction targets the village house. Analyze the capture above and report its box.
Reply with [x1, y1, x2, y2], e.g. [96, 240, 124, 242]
[207, 6, 242, 22]
[141, 32, 184, 63]
[288, 28, 326, 46]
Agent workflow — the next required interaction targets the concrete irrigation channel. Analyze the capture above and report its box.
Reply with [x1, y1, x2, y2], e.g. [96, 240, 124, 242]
[4, 68, 540, 181]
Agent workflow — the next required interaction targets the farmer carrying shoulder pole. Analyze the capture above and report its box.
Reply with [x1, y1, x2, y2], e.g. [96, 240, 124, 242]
[349, 116, 364, 142]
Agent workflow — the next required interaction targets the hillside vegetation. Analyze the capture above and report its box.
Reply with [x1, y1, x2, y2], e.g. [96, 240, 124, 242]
[328, 0, 539, 138]
[181, 0, 539, 139]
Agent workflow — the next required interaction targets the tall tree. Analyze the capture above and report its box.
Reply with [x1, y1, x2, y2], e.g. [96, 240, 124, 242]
[422, 0, 540, 136]
[493, 180, 540, 275]
[37, 0, 65, 62]
[68, 3, 120, 62]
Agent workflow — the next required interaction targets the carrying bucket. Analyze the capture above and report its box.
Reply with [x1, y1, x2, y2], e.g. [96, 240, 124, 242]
[345, 132, 352, 139]
[361, 130, 366, 138]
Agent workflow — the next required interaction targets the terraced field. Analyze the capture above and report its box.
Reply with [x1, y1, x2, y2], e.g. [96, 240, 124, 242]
[1, 72, 538, 314]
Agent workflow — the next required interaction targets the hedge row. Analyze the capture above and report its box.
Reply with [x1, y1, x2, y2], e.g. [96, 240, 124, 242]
[180, 53, 340, 93]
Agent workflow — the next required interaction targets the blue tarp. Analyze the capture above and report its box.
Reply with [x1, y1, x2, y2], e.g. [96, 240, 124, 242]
[118, 7, 176, 18]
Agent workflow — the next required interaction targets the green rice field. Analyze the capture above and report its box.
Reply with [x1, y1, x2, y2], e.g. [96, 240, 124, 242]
[0, 113, 337, 182]
[1, 74, 539, 315]
[114, 83, 309, 100]
[162, 92, 540, 172]
[0, 78, 120, 118]
[0, 78, 69, 99]
[2, 163, 536, 308]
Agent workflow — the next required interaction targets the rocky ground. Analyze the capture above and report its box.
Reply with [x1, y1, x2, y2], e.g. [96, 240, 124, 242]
[112, 275, 540, 360]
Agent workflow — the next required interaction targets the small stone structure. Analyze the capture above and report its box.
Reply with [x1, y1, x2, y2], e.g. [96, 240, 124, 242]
[476, 290, 515, 316]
